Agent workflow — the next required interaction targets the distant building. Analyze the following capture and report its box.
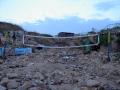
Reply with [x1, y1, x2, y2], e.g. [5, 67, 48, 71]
[58, 32, 74, 37]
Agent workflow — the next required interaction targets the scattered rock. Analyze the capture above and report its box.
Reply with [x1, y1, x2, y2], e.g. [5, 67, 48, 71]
[117, 79, 120, 84]
[49, 84, 73, 90]
[18, 81, 32, 90]
[33, 79, 44, 86]
[0, 76, 2, 81]
[27, 63, 34, 67]
[8, 64, 19, 68]
[8, 89, 17, 90]
[0, 77, 9, 86]
[97, 86, 105, 90]
[33, 72, 44, 80]
[86, 79, 100, 87]
[73, 86, 80, 90]
[0, 85, 6, 90]
[80, 86, 97, 90]
[0, 49, 120, 89]
[7, 73, 18, 79]
[0, 59, 4, 64]
[110, 69, 120, 76]
[28, 87, 40, 90]
[7, 80, 19, 89]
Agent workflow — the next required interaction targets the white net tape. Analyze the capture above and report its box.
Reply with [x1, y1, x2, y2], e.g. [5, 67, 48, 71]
[23, 34, 100, 48]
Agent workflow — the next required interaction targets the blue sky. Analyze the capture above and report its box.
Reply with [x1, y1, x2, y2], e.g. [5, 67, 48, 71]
[0, 0, 120, 35]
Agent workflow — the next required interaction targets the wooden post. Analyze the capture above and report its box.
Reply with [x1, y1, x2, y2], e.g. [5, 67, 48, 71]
[107, 29, 111, 61]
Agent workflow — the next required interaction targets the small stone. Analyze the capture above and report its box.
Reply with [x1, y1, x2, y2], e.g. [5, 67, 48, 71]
[0, 76, 2, 81]
[34, 80, 43, 85]
[49, 85, 57, 90]
[18, 81, 32, 90]
[97, 86, 105, 90]
[117, 79, 120, 84]
[86, 79, 100, 87]
[0, 85, 6, 90]
[33, 72, 44, 80]
[50, 84, 73, 90]
[29, 87, 40, 90]
[7, 80, 19, 89]
[7, 73, 18, 79]
[0, 59, 3, 64]
[73, 86, 80, 90]
[80, 87, 88, 90]
[81, 87, 97, 90]
[0, 77, 9, 86]
[27, 63, 34, 67]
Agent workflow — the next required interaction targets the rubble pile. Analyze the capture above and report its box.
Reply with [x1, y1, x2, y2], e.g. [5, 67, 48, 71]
[0, 48, 120, 90]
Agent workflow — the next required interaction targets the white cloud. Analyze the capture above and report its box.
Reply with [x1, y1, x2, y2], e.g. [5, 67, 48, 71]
[94, 0, 120, 21]
[0, 0, 119, 23]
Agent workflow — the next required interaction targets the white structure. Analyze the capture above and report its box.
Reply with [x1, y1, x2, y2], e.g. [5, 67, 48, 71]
[23, 34, 100, 48]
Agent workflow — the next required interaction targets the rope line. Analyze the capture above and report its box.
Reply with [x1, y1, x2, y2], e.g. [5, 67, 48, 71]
[23, 34, 100, 48]
[25, 34, 98, 39]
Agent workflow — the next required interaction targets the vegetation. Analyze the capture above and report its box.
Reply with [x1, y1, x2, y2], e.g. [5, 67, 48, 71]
[100, 33, 109, 46]
[27, 32, 53, 37]
[1, 21, 120, 50]
[0, 22, 24, 31]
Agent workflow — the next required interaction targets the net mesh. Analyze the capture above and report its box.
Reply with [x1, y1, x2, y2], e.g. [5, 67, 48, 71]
[23, 34, 100, 48]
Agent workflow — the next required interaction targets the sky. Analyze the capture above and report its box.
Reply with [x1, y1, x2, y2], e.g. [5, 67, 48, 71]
[0, 0, 120, 35]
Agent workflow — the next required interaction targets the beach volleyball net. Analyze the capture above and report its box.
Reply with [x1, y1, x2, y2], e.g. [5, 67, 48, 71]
[23, 34, 100, 48]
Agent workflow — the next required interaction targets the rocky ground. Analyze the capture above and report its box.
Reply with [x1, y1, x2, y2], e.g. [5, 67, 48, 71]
[0, 48, 120, 90]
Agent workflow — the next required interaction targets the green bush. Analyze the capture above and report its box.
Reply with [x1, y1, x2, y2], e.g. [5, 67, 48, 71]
[100, 33, 112, 46]
[100, 34, 108, 46]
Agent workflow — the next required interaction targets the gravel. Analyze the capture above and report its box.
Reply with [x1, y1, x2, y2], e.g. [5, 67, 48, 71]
[0, 48, 120, 90]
